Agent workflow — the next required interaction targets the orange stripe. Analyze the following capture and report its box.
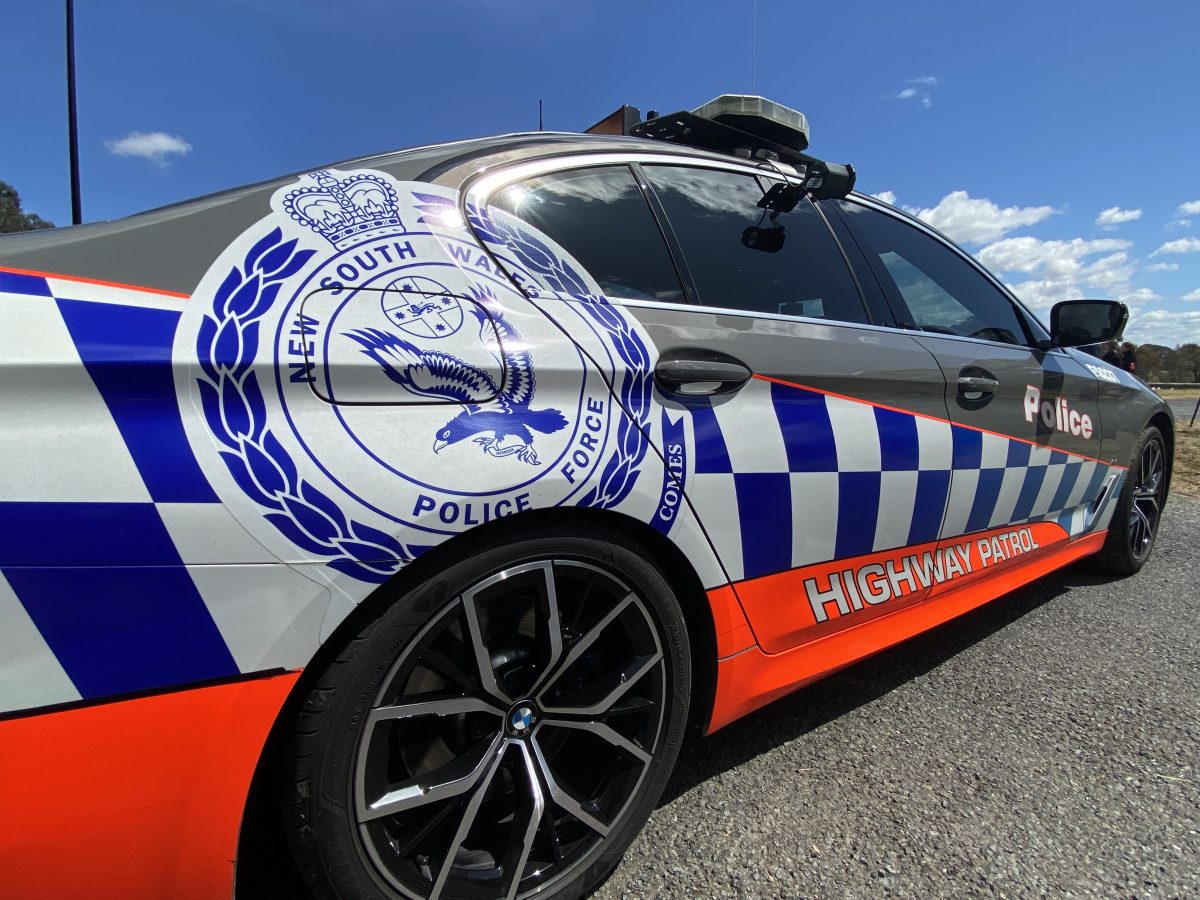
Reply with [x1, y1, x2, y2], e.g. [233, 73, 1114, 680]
[734, 522, 1070, 654]
[0, 265, 191, 299]
[753, 372, 1121, 470]
[0, 671, 299, 899]
[706, 583, 757, 657]
[707, 530, 1106, 733]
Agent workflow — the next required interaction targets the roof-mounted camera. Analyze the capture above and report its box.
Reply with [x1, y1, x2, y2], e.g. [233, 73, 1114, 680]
[588, 94, 856, 201]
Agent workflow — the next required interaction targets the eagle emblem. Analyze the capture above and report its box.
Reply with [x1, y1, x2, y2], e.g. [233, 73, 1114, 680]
[344, 286, 568, 465]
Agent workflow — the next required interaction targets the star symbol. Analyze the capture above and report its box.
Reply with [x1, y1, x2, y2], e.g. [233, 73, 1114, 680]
[435, 323, 447, 332]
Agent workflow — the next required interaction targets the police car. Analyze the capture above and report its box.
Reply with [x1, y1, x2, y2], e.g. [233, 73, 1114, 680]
[0, 95, 1173, 899]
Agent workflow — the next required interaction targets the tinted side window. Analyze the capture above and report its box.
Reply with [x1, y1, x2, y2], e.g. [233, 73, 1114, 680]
[643, 166, 869, 324]
[840, 201, 1029, 345]
[487, 166, 685, 303]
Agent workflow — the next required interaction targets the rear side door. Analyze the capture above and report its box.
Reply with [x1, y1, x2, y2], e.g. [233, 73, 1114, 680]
[479, 158, 957, 653]
[833, 198, 1117, 572]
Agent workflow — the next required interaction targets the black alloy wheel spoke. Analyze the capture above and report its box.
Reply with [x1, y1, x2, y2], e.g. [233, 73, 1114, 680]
[358, 732, 504, 823]
[497, 742, 545, 900]
[528, 732, 613, 838]
[427, 741, 509, 899]
[353, 559, 667, 900]
[419, 648, 480, 694]
[1128, 437, 1165, 562]
[538, 719, 653, 765]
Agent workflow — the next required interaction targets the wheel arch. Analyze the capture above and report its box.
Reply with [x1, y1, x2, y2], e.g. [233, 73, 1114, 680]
[1149, 410, 1175, 494]
[234, 506, 720, 893]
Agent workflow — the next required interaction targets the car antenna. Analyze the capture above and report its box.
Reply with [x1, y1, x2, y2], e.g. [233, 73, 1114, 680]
[66, 0, 83, 225]
[538, 99, 544, 132]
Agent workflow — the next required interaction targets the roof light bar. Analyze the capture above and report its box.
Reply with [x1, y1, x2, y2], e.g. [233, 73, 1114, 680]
[691, 94, 810, 152]
[623, 93, 856, 200]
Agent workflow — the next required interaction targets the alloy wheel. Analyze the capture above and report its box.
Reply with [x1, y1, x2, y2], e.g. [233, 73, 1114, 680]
[1128, 435, 1165, 564]
[353, 559, 667, 899]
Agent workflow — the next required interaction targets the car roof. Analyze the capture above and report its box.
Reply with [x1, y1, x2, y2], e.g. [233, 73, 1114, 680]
[0, 130, 747, 292]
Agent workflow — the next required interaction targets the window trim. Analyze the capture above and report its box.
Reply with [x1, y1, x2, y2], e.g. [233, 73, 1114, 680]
[483, 161, 690, 306]
[814, 198, 896, 327]
[832, 196, 1053, 349]
[629, 162, 701, 305]
[462, 150, 877, 329]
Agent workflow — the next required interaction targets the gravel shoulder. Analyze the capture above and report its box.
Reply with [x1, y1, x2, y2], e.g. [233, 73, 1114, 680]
[1174, 427, 1200, 499]
[597, 497, 1200, 899]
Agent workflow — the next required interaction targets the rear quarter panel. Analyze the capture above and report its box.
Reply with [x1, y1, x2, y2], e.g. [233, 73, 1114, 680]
[0, 166, 736, 897]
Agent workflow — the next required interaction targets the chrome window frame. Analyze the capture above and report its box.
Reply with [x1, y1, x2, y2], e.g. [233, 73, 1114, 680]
[458, 150, 1052, 348]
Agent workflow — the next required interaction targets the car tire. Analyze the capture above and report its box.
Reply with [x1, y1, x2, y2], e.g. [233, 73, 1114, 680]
[281, 524, 691, 900]
[1093, 425, 1169, 576]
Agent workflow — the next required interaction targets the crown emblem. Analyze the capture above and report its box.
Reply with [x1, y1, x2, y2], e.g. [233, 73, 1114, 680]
[283, 170, 403, 248]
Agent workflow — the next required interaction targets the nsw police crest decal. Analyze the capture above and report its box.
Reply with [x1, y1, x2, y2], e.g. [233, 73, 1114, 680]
[174, 168, 650, 585]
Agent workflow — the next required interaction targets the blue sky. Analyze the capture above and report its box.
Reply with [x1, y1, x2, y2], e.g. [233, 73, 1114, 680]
[5, 0, 1199, 344]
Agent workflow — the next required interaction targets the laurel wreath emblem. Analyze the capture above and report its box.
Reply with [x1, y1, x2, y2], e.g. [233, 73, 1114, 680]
[197, 190, 654, 583]
[195, 227, 412, 584]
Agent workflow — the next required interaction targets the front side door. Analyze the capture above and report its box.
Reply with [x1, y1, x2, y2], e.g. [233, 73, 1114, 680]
[834, 198, 1119, 586]
[479, 159, 959, 653]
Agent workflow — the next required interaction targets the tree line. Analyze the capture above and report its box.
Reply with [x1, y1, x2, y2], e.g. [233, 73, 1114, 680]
[1, 179, 54, 233]
[1131, 343, 1200, 385]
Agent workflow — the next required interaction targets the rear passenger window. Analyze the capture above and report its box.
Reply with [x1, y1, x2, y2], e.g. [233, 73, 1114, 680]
[643, 166, 869, 324]
[487, 165, 685, 303]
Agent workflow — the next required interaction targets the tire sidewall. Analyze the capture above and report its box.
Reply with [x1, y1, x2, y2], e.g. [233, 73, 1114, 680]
[1100, 425, 1166, 575]
[288, 527, 691, 900]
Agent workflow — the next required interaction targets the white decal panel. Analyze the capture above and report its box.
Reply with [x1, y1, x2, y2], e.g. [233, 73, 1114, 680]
[173, 168, 720, 597]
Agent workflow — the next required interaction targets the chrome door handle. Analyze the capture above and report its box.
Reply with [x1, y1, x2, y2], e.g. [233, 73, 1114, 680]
[654, 356, 753, 397]
[957, 375, 999, 395]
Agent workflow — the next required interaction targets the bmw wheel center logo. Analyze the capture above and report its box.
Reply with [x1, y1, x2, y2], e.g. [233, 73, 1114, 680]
[509, 705, 536, 735]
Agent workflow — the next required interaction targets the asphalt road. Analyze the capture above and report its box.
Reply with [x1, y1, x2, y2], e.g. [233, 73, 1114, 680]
[1166, 398, 1198, 426]
[595, 495, 1200, 899]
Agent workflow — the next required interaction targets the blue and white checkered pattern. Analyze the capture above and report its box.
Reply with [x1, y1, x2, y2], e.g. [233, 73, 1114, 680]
[0, 273, 330, 714]
[0, 269, 1121, 715]
[684, 378, 1119, 583]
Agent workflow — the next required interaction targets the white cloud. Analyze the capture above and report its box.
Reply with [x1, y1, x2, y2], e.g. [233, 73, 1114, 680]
[909, 191, 1056, 245]
[1094, 206, 1142, 229]
[1119, 287, 1161, 305]
[978, 237, 1130, 276]
[105, 131, 192, 168]
[978, 234, 1156, 316]
[886, 76, 938, 107]
[1184, 288, 1200, 302]
[1003, 278, 1080, 313]
[1167, 201, 1199, 231]
[867, 188, 1176, 343]
[1151, 237, 1200, 256]
[1123, 309, 1200, 345]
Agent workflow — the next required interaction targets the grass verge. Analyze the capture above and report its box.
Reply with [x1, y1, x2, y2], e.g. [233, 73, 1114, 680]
[1172, 426, 1200, 498]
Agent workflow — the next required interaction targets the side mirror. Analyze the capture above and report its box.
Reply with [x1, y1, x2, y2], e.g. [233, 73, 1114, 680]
[1050, 299, 1128, 347]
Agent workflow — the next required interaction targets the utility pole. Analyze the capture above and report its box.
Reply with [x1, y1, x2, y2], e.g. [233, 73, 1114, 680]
[66, 0, 82, 225]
